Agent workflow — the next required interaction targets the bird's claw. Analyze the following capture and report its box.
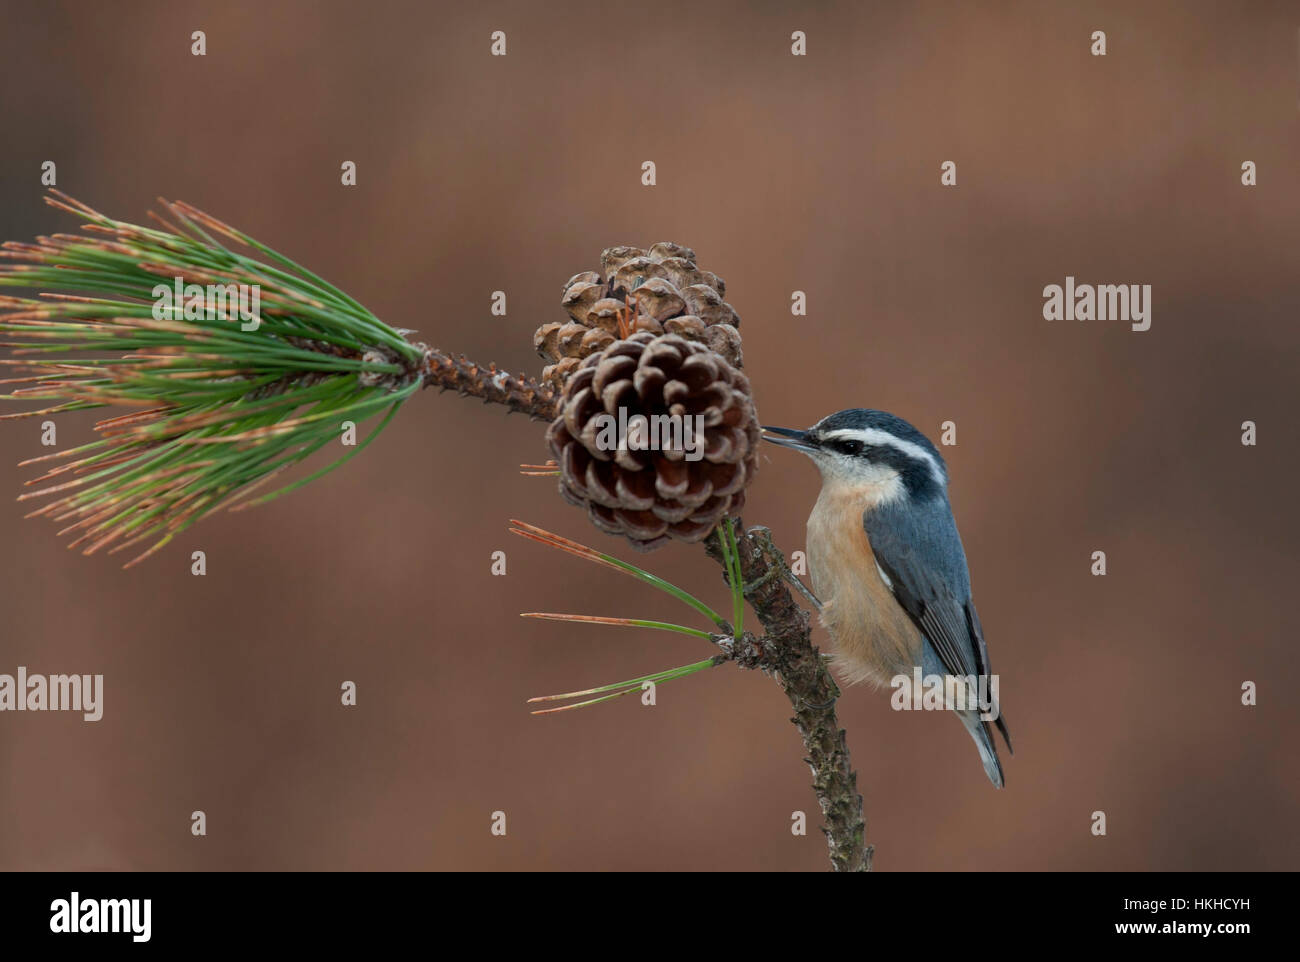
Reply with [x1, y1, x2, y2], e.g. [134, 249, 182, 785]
[747, 525, 823, 611]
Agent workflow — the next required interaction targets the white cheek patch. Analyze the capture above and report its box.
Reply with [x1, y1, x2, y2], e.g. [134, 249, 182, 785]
[867, 471, 906, 506]
[815, 456, 906, 505]
[818, 427, 947, 489]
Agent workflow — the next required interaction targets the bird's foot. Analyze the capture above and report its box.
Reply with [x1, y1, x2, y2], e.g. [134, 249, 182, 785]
[747, 525, 823, 611]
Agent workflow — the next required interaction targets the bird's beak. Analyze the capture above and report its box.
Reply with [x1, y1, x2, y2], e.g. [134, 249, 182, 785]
[761, 425, 818, 454]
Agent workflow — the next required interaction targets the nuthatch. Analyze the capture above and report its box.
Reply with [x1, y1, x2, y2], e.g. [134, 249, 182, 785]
[762, 409, 1012, 787]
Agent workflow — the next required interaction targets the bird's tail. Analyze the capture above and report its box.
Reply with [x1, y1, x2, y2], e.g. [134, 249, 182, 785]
[957, 709, 1005, 788]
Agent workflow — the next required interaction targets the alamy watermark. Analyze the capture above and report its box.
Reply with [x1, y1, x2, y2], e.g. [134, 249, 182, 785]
[592, 408, 706, 461]
[890, 668, 1000, 722]
[0, 667, 103, 721]
[50, 893, 150, 942]
[152, 275, 262, 331]
[1043, 276, 1151, 331]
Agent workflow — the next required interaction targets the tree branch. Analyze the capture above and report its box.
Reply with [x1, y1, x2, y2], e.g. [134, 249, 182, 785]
[419, 347, 560, 420]
[704, 524, 870, 872]
[439, 351, 870, 871]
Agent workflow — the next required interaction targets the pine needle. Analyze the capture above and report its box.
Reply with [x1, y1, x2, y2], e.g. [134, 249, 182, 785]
[0, 191, 426, 565]
[508, 519, 730, 631]
[527, 657, 721, 714]
[520, 612, 715, 640]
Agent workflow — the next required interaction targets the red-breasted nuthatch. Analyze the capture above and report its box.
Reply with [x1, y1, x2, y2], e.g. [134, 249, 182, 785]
[763, 409, 1012, 787]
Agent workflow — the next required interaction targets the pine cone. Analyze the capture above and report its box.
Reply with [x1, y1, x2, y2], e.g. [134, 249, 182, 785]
[547, 332, 759, 551]
[536, 242, 742, 389]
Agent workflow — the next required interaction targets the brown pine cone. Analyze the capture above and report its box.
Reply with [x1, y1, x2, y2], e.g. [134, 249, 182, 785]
[546, 332, 759, 551]
[537, 243, 742, 389]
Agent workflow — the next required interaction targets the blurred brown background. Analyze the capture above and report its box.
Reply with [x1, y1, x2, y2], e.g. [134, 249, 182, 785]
[0, 0, 1296, 871]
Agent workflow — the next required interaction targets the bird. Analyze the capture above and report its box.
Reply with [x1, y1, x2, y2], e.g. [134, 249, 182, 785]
[762, 409, 1012, 787]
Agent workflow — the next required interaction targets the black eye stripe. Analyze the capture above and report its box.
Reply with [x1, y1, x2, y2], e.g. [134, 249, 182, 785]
[830, 438, 864, 456]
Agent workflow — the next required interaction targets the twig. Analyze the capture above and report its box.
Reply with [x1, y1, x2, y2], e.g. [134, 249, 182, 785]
[467, 364, 869, 871]
[705, 522, 870, 872]
[1, 195, 865, 868]
[420, 348, 559, 420]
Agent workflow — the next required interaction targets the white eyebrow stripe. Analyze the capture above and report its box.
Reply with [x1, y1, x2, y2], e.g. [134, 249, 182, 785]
[819, 427, 947, 487]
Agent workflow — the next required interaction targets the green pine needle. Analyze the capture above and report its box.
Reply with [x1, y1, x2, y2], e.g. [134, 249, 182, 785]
[527, 657, 721, 714]
[520, 612, 716, 640]
[511, 521, 741, 715]
[509, 520, 731, 632]
[0, 191, 425, 565]
[720, 518, 745, 641]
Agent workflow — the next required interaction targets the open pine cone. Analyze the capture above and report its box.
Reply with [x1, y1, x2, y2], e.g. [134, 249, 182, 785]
[535, 243, 742, 390]
[546, 332, 759, 551]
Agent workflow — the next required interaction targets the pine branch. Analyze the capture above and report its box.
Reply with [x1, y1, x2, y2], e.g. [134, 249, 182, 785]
[0, 192, 424, 565]
[420, 349, 559, 420]
[0, 193, 868, 870]
[705, 523, 871, 872]
[510, 517, 869, 872]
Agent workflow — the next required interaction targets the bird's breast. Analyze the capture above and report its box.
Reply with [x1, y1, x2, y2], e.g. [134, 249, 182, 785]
[806, 484, 924, 687]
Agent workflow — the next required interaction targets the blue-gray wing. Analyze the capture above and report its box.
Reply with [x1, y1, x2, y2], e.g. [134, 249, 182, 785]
[864, 495, 1012, 757]
[862, 496, 987, 682]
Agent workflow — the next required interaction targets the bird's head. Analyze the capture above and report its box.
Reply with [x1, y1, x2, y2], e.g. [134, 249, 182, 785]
[762, 408, 948, 500]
